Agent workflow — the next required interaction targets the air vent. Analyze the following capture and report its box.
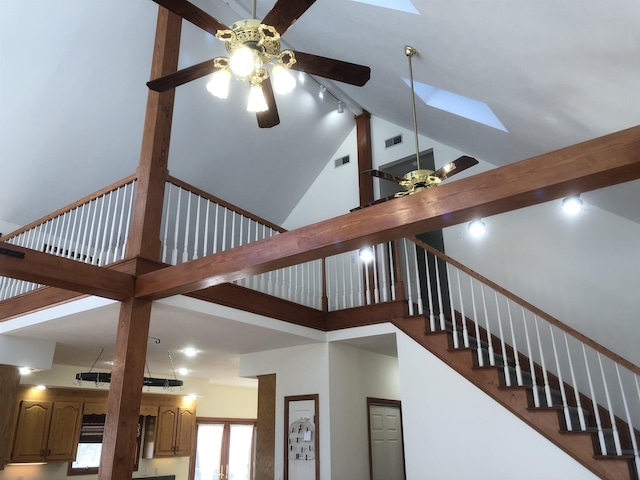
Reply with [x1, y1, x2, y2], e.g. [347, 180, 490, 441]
[385, 134, 403, 148]
[334, 155, 350, 168]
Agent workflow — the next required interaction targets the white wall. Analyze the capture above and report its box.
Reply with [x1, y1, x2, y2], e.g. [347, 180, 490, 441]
[327, 343, 400, 479]
[395, 330, 599, 480]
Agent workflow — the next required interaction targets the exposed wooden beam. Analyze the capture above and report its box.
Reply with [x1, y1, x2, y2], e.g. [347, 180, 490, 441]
[0, 242, 134, 301]
[135, 125, 640, 299]
[356, 110, 374, 207]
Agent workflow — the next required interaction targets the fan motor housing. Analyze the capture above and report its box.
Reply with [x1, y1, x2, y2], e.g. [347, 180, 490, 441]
[225, 19, 281, 57]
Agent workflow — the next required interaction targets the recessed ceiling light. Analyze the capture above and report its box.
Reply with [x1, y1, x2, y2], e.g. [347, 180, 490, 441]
[35, 385, 47, 390]
[183, 347, 198, 357]
[468, 219, 487, 237]
[19, 367, 32, 375]
[562, 195, 583, 215]
[178, 368, 189, 376]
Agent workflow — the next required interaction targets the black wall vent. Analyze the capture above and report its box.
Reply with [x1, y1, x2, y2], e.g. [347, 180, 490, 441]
[334, 155, 350, 168]
[385, 134, 403, 148]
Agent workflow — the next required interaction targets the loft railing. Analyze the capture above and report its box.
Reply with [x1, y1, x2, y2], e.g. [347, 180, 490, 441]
[0, 175, 137, 301]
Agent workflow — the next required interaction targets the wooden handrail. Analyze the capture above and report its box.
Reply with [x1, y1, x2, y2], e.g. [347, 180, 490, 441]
[410, 236, 640, 376]
[0, 173, 138, 242]
[167, 176, 286, 233]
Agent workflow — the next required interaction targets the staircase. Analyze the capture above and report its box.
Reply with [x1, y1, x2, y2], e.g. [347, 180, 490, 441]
[394, 314, 639, 479]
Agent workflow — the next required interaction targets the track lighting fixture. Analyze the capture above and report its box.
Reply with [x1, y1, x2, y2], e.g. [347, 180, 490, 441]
[337, 101, 344, 114]
[318, 85, 326, 99]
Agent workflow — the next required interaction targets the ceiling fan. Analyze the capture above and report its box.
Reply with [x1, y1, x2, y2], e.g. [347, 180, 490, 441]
[352, 46, 478, 211]
[147, 0, 371, 128]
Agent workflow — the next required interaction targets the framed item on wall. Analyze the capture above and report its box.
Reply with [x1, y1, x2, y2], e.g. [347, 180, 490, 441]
[284, 394, 319, 480]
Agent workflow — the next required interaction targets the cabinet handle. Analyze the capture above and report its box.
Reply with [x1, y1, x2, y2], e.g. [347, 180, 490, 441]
[47, 449, 51, 456]
[40, 449, 44, 457]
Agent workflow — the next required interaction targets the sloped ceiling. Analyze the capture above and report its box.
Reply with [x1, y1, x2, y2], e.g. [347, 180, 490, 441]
[1, 0, 639, 230]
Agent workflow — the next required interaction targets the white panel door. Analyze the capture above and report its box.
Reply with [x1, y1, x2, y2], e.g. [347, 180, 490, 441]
[370, 404, 405, 480]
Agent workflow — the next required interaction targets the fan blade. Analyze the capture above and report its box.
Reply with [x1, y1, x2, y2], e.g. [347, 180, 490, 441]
[256, 78, 280, 128]
[262, 0, 317, 36]
[151, 0, 227, 35]
[290, 51, 370, 86]
[433, 155, 479, 181]
[350, 194, 396, 211]
[147, 59, 221, 92]
[362, 169, 406, 184]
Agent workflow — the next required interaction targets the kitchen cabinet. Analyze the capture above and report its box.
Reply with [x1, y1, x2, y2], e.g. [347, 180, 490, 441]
[154, 406, 195, 457]
[11, 400, 83, 463]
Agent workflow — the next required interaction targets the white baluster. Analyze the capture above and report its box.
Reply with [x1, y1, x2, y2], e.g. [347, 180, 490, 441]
[434, 256, 446, 331]
[356, 254, 364, 308]
[230, 211, 236, 250]
[597, 353, 622, 455]
[335, 254, 341, 309]
[470, 278, 483, 366]
[348, 250, 355, 308]
[87, 197, 101, 264]
[172, 188, 181, 265]
[203, 200, 210, 258]
[549, 325, 572, 429]
[121, 181, 135, 260]
[80, 198, 93, 262]
[582, 345, 607, 454]
[494, 292, 511, 387]
[212, 203, 219, 254]
[106, 187, 121, 264]
[455, 269, 469, 348]
[364, 260, 372, 305]
[221, 207, 228, 252]
[506, 300, 523, 386]
[372, 245, 380, 304]
[410, 243, 423, 314]
[182, 193, 192, 263]
[98, 193, 114, 266]
[533, 315, 553, 407]
[162, 184, 172, 263]
[563, 332, 586, 430]
[480, 285, 495, 366]
[341, 253, 347, 308]
[113, 185, 126, 262]
[445, 263, 459, 349]
[71, 204, 84, 260]
[521, 308, 540, 407]
[59, 209, 72, 257]
[624, 371, 640, 474]
[402, 239, 414, 316]
[388, 241, 396, 301]
[422, 248, 436, 331]
[193, 196, 201, 260]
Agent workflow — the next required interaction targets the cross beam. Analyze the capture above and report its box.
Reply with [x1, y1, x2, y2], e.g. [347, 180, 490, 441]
[135, 125, 640, 299]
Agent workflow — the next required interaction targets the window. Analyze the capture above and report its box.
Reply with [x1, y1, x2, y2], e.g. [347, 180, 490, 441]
[68, 414, 142, 476]
[191, 418, 256, 480]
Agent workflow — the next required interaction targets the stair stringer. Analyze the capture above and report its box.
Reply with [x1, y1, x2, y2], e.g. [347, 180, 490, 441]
[394, 316, 635, 480]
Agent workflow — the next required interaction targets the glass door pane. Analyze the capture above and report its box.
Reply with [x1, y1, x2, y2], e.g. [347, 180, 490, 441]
[195, 423, 224, 480]
[228, 424, 254, 480]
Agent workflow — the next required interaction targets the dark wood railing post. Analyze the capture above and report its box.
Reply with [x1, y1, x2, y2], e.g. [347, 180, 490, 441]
[0, 365, 20, 470]
[99, 6, 181, 480]
[392, 240, 406, 302]
[321, 258, 329, 312]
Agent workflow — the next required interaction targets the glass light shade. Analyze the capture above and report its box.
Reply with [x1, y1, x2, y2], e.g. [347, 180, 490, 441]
[229, 47, 256, 77]
[247, 84, 268, 112]
[468, 219, 487, 237]
[359, 246, 375, 262]
[206, 69, 231, 99]
[272, 65, 296, 94]
[562, 195, 583, 215]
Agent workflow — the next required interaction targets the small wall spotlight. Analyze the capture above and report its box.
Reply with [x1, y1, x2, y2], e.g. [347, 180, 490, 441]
[468, 219, 487, 237]
[562, 195, 583, 215]
[337, 101, 344, 114]
[359, 246, 375, 262]
[318, 85, 326, 99]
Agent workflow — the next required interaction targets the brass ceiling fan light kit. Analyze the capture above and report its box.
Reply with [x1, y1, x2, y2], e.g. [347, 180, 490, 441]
[147, 0, 371, 127]
[354, 46, 479, 210]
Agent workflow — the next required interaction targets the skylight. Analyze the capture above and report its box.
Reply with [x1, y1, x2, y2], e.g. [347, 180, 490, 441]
[403, 78, 508, 132]
[350, 0, 420, 15]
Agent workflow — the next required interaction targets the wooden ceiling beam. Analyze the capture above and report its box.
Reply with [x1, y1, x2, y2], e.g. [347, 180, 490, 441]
[135, 125, 640, 300]
[0, 242, 134, 301]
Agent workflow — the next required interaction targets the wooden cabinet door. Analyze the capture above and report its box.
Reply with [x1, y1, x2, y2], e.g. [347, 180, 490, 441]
[11, 400, 51, 463]
[154, 406, 178, 457]
[46, 401, 83, 461]
[174, 407, 195, 456]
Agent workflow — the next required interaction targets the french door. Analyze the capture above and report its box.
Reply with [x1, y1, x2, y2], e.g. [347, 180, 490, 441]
[191, 418, 256, 480]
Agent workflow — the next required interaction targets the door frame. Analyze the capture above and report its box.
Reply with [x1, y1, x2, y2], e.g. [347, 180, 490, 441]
[366, 397, 406, 480]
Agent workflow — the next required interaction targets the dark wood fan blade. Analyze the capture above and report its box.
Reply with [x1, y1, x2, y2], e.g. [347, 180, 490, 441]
[262, 0, 317, 36]
[433, 155, 479, 181]
[151, 0, 227, 35]
[147, 59, 220, 92]
[350, 194, 396, 211]
[256, 78, 280, 128]
[290, 51, 371, 86]
[362, 169, 405, 184]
